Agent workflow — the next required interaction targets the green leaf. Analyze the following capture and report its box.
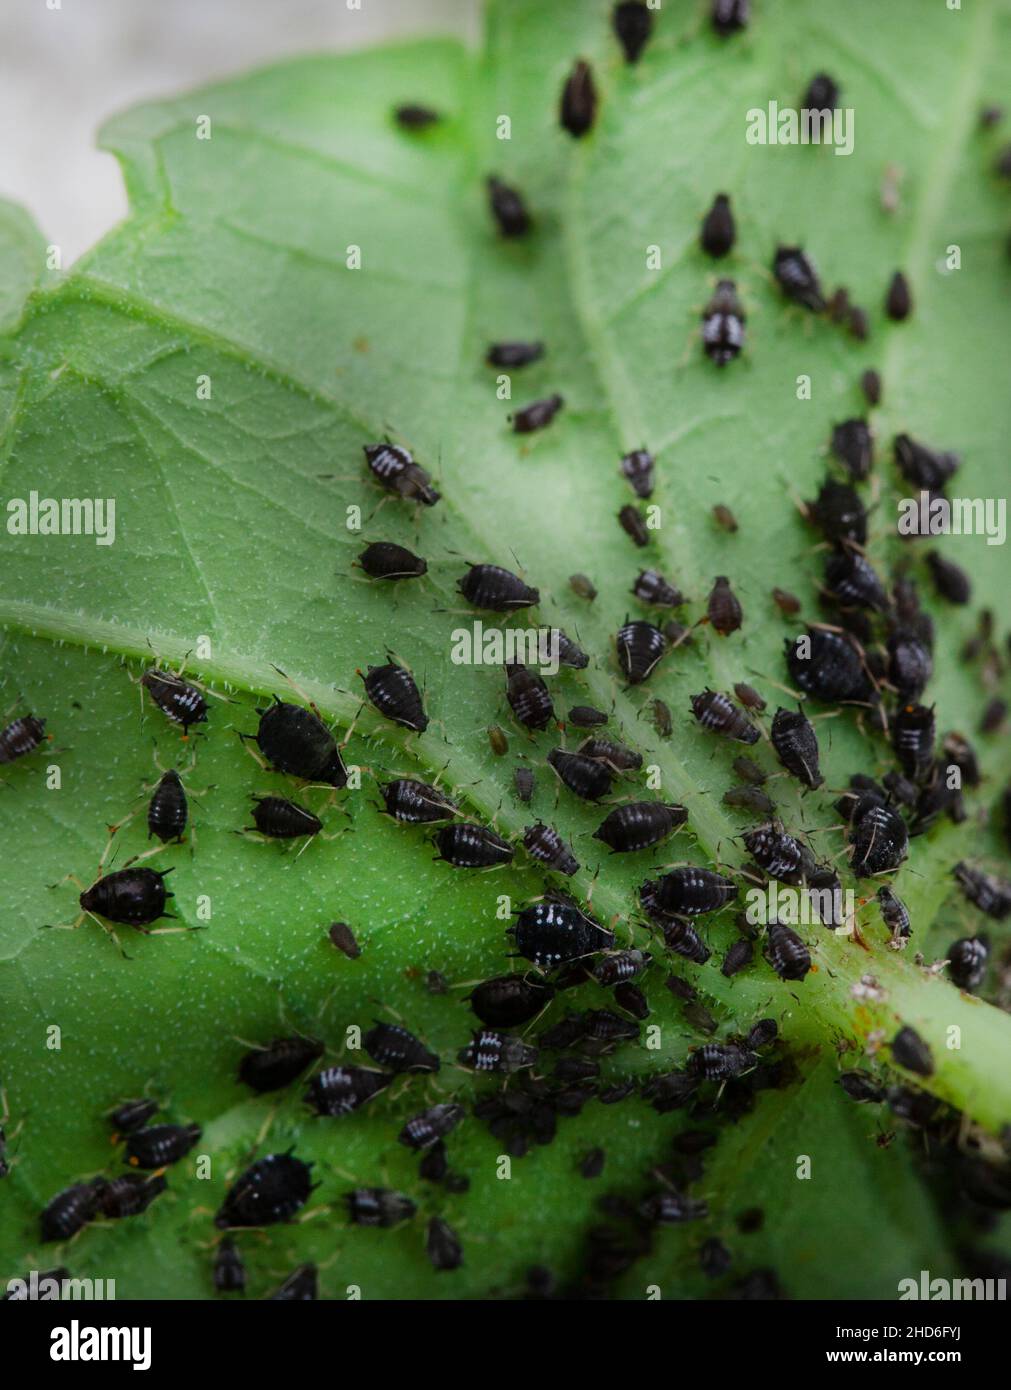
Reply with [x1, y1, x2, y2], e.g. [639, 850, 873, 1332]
[1, 1, 1008, 1298]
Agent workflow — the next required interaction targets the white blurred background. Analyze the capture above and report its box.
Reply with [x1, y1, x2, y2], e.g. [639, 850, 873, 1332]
[0, 0, 478, 264]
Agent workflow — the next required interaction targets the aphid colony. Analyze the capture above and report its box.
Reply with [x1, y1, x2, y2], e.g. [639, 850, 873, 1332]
[19, 0, 1010, 1305]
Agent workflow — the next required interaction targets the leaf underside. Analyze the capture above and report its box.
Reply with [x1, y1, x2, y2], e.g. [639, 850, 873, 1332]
[0, 0, 1009, 1299]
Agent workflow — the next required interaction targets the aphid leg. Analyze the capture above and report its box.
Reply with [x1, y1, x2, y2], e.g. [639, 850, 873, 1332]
[123, 843, 170, 867]
[236, 730, 270, 771]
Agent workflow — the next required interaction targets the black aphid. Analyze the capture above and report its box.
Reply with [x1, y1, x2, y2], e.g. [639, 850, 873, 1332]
[328, 921, 361, 959]
[785, 627, 870, 703]
[618, 504, 650, 547]
[486, 341, 543, 368]
[578, 736, 643, 771]
[701, 279, 746, 365]
[707, 576, 743, 634]
[40, 1180, 103, 1242]
[488, 725, 509, 756]
[942, 732, 980, 787]
[734, 682, 766, 711]
[824, 547, 889, 612]
[469, 973, 554, 1027]
[689, 1042, 755, 1080]
[890, 1025, 933, 1076]
[981, 698, 1008, 735]
[511, 898, 615, 967]
[362, 661, 428, 732]
[80, 867, 172, 928]
[213, 1237, 245, 1292]
[659, 919, 711, 963]
[887, 630, 932, 700]
[267, 1265, 317, 1301]
[892, 702, 935, 781]
[399, 1102, 465, 1151]
[773, 245, 826, 311]
[849, 803, 908, 876]
[700, 1237, 733, 1279]
[723, 785, 775, 816]
[364, 1021, 440, 1073]
[947, 936, 988, 991]
[239, 1037, 324, 1093]
[926, 550, 971, 604]
[765, 922, 811, 981]
[620, 449, 655, 498]
[570, 572, 598, 600]
[769, 708, 822, 788]
[505, 662, 554, 730]
[304, 1066, 390, 1118]
[458, 562, 539, 611]
[547, 747, 614, 801]
[642, 867, 737, 918]
[743, 822, 810, 884]
[345, 1188, 417, 1228]
[882, 770, 918, 808]
[830, 418, 874, 481]
[613, 1, 653, 61]
[426, 1216, 463, 1272]
[142, 670, 207, 732]
[363, 442, 440, 506]
[584, 1009, 639, 1043]
[632, 568, 683, 608]
[97, 1173, 167, 1220]
[894, 434, 960, 492]
[773, 587, 801, 616]
[579, 1147, 606, 1180]
[458, 1029, 538, 1073]
[514, 766, 535, 803]
[560, 59, 597, 138]
[803, 72, 839, 109]
[357, 541, 427, 580]
[807, 478, 868, 546]
[249, 795, 321, 840]
[594, 801, 687, 854]
[615, 981, 650, 1019]
[847, 304, 869, 340]
[514, 393, 564, 433]
[953, 862, 1011, 920]
[838, 1072, 885, 1103]
[109, 1098, 158, 1137]
[215, 1152, 313, 1229]
[147, 769, 187, 843]
[380, 778, 458, 823]
[691, 689, 760, 744]
[555, 629, 589, 669]
[395, 104, 440, 130]
[733, 755, 767, 785]
[524, 822, 579, 875]
[615, 620, 666, 686]
[487, 175, 531, 237]
[722, 939, 754, 977]
[650, 698, 673, 739]
[700, 194, 735, 257]
[594, 949, 650, 987]
[746, 1018, 778, 1050]
[253, 698, 348, 787]
[434, 821, 514, 868]
[878, 885, 911, 943]
[568, 705, 607, 729]
[884, 271, 912, 321]
[711, 0, 750, 36]
[861, 368, 882, 406]
[0, 714, 46, 763]
[124, 1123, 201, 1169]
